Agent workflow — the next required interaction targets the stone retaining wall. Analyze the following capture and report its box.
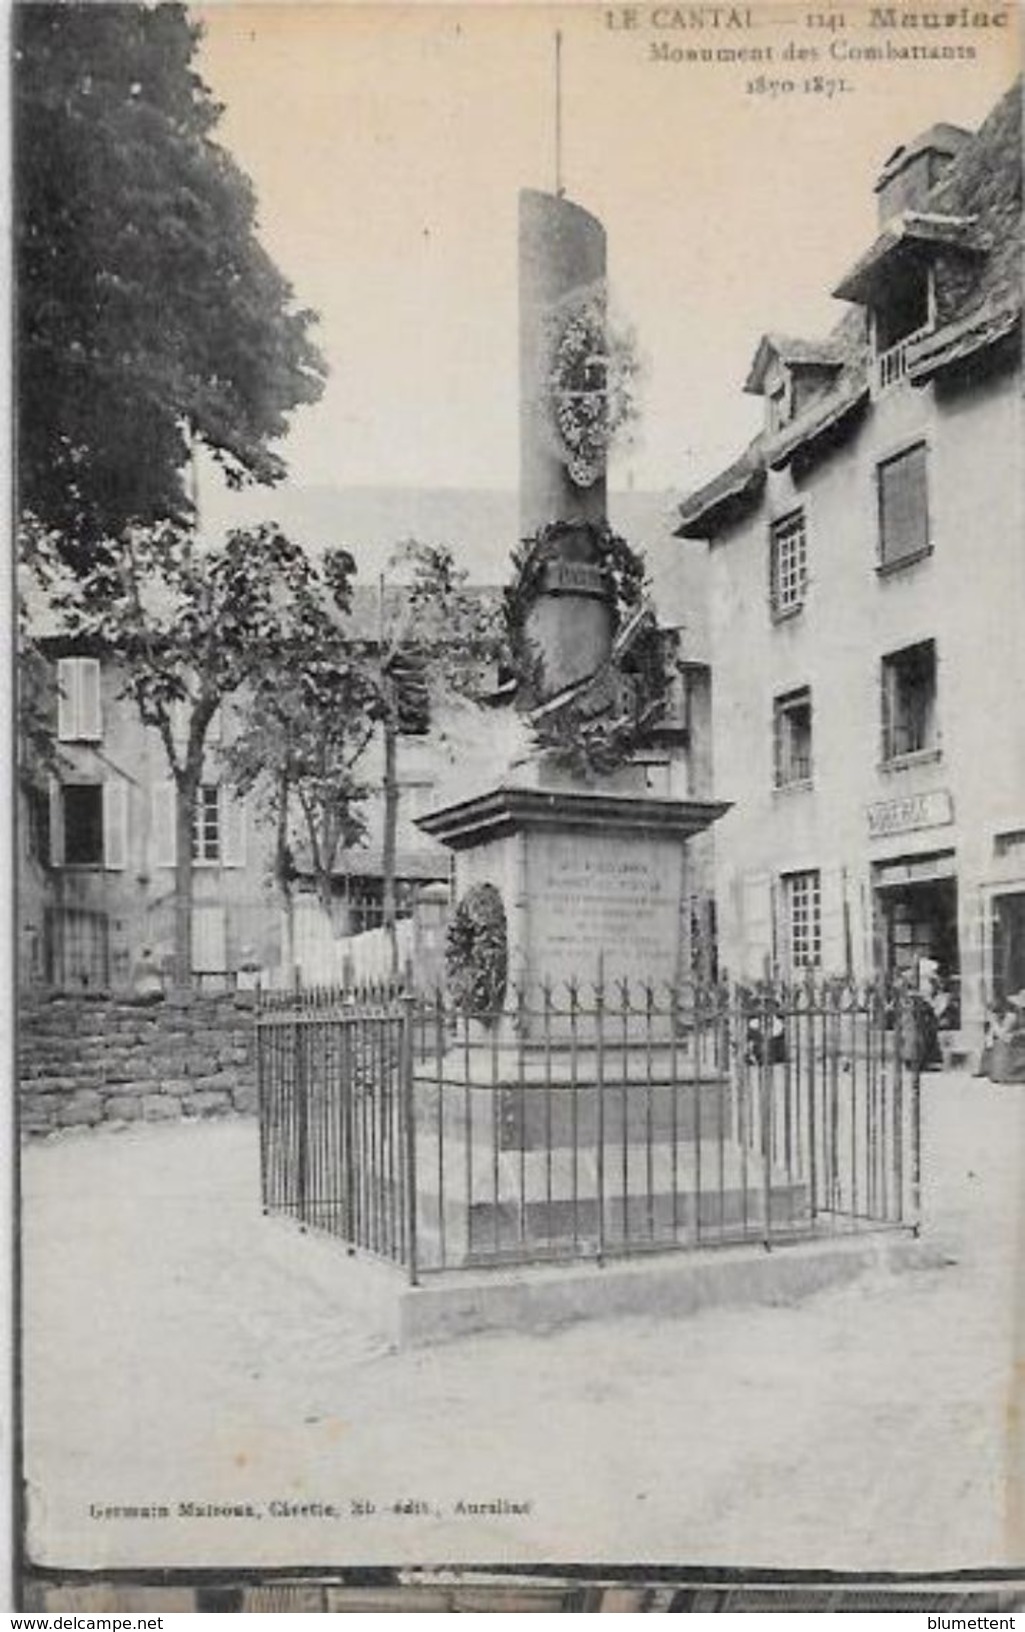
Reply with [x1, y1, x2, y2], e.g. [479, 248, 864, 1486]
[19, 990, 258, 1136]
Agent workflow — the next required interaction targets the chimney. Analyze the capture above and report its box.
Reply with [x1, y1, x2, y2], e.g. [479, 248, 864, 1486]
[874, 122, 972, 226]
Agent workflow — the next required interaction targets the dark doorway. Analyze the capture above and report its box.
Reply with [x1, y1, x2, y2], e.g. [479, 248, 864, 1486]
[876, 874, 959, 988]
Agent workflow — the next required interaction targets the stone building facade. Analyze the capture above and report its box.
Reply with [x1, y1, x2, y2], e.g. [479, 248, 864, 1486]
[17, 645, 452, 991]
[676, 85, 1023, 1054]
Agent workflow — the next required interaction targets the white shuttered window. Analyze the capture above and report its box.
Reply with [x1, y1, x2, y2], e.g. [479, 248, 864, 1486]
[57, 658, 102, 742]
[102, 782, 128, 870]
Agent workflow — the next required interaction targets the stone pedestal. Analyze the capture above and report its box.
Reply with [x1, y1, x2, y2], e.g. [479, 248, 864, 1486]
[419, 782, 728, 1010]
[410, 780, 791, 1269]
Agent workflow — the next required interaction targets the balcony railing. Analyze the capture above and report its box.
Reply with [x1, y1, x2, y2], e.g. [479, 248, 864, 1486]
[874, 326, 931, 394]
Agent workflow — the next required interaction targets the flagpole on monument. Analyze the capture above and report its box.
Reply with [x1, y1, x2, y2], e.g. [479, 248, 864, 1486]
[555, 30, 565, 199]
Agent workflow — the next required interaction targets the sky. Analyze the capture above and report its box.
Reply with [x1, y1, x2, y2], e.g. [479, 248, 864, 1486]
[194, 2, 1019, 498]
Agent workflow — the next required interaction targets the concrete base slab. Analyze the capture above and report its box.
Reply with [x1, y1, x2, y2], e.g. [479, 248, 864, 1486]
[263, 1208, 940, 1351]
[398, 1230, 941, 1347]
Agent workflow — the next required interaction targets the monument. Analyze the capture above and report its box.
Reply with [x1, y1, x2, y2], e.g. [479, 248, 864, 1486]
[418, 188, 729, 1009]
[404, 187, 778, 1268]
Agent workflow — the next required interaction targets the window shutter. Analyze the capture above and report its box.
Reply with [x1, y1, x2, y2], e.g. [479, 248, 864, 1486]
[79, 659, 102, 741]
[152, 781, 177, 868]
[48, 778, 65, 867]
[878, 444, 928, 566]
[879, 659, 892, 762]
[771, 876, 789, 977]
[103, 781, 128, 870]
[57, 658, 102, 741]
[56, 659, 75, 742]
[741, 872, 774, 980]
[870, 882, 887, 982]
[820, 865, 848, 976]
[221, 788, 246, 869]
[192, 904, 227, 973]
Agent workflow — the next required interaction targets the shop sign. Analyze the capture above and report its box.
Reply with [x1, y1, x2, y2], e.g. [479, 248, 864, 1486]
[867, 788, 954, 841]
[873, 852, 956, 887]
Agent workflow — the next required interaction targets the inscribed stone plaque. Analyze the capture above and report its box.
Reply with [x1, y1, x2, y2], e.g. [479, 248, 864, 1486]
[526, 828, 684, 993]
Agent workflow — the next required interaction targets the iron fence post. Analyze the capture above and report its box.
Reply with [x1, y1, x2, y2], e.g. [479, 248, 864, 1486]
[761, 983, 773, 1250]
[595, 968, 606, 1267]
[295, 1013, 309, 1229]
[806, 968, 818, 1222]
[401, 992, 419, 1286]
[893, 987, 906, 1224]
[255, 1014, 269, 1215]
[910, 1031, 922, 1235]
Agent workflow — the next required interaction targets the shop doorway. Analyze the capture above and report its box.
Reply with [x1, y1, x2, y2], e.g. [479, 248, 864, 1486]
[875, 871, 960, 994]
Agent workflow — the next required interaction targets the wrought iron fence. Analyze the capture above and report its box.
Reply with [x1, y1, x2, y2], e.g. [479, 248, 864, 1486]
[257, 978, 921, 1283]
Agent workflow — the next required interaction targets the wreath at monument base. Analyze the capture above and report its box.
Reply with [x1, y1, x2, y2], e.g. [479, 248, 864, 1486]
[531, 613, 673, 780]
[532, 698, 662, 780]
[446, 882, 509, 1022]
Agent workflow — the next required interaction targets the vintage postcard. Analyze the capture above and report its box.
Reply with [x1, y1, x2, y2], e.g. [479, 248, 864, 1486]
[14, 0, 1024, 1601]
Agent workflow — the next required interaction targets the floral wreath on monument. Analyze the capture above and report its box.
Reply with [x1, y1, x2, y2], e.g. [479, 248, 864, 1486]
[527, 611, 673, 780]
[502, 520, 670, 777]
[502, 518, 646, 679]
[445, 882, 509, 1021]
[538, 279, 641, 488]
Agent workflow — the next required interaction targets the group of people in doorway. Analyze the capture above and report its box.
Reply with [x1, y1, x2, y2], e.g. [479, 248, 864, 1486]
[910, 953, 1025, 1081]
[981, 987, 1025, 1083]
[905, 956, 956, 1071]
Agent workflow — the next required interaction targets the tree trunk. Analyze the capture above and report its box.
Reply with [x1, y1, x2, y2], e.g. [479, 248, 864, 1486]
[276, 771, 295, 977]
[173, 773, 197, 987]
[382, 701, 399, 973]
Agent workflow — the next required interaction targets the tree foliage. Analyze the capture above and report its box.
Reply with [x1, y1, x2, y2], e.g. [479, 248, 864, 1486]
[385, 538, 506, 703]
[376, 541, 506, 964]
[14, 4, 326, 566]
[16, 521, 65, 795]
[54, 522, 350, 982]
[225, 564, 381, 932]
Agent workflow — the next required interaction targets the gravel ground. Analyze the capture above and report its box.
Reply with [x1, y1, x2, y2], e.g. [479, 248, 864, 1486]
[21, 1070, 1025, 1573]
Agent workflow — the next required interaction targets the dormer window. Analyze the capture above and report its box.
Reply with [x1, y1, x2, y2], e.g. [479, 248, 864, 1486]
[768, 380, 789, 434]
[874, 263, 932, 355]
[833, 156, 988, 395]
[871, 261, 935, 391]
[744, 334, 845, 435]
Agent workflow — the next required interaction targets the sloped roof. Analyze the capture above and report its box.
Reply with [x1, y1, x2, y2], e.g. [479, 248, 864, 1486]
[832, 212, 988, 303]
[675, 440, 767, 540]
[743, 333, 847, 396]
[764, 381, 870, 473]
[907, 300, 1021, 384]
[676, 80, 1022, 542]
[924, 80, 1023, 332]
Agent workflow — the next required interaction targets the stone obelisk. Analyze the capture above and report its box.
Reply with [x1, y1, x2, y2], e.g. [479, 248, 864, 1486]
[407, 189, 761, 1267]
[420, 187, 727, 999]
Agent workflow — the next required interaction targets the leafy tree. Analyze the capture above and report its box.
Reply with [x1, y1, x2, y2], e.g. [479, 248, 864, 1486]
[17, 521, 65, 797]
[376, 542, 505, 965]
[14, 4, 326, 567]
[225, 631, 380, 970]
[213, 539, 505, 977]
[56, 522, 350, 984]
